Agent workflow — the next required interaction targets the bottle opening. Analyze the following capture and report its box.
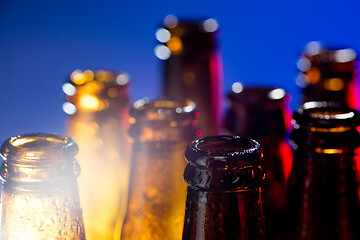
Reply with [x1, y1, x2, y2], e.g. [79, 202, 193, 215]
[1, 133, 78, 163]
[197, 136, 254, 154]
[185, 135, 263, 168]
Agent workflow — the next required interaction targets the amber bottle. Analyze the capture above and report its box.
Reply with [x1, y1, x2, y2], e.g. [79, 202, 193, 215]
[63, 69, 131, 240]
[287, 101, 360, 240]
[296, 41, 358, 109]
[226, 86, 292, 240]
[0, 133, 85, 240]
[156, 16, 224, 136]
[182, 135, 265, 240]
[120, 99, 200, 240]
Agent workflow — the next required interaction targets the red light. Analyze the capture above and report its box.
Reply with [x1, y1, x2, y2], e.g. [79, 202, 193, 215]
[196, 129, 202, 137]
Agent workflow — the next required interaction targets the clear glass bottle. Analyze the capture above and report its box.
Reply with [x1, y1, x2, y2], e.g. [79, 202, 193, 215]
[63, 69, 131, 240]
[120, 99, 200, 240]
[226, 86, 292, 240]
[0, 133, 85, 240]
[156, 16, 224, 136]
[296, 41, 359, 109]
[182, 135, 265, 240]
[287, 101, 360, 240]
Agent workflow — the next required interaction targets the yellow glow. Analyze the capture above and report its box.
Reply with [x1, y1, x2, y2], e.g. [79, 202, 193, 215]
[129, 117, 136, 124]
[72, 73, 85, 85]
[316, 147, 344, 154]
[83, 70, 95, 82]
[324, 78, 344, 91]
[79, 94, 101, 111]
[308, 126, 352, 133]
[306, 67, 320, 84]
[12, 138, 35, 147]
[167, 37, 183, 54]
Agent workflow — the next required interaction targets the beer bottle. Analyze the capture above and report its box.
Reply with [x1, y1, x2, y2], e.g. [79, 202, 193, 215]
[287, 101, 360, 240]
[120, 99, 200, 240]
[0, 133, 85, 240]
[182, 135, 265, 240]
[296, 41, 358, 109]
[63, 69, 131, 240]
[226, 86, 293, 240]
[156, 15, 224, 136]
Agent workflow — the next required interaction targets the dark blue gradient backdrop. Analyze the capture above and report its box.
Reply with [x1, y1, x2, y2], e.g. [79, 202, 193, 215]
[1, 0, 360, 142]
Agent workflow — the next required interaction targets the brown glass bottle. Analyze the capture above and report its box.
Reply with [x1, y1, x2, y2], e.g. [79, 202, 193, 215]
[182, 135, 265, 240]
[226, 86, 292, 240]
[0, 133, 85, 240]
[287, 101, 360, 240]
[120, 99, 200, 240]
[296, 41, 358, 109]
[63, 69, 131, 240]
[156, 16, 224, 136]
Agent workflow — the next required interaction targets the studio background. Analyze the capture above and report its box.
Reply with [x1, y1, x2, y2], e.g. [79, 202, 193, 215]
[1, 0, 360, 143]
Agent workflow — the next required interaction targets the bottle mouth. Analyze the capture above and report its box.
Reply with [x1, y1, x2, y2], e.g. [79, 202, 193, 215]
[293, 101, 360, 131]
[128, 99, 200, 141]
[0, 133, 80, 184]
[130, 98, 198, 121]
[1, 133, 78, 163]
[185, 135, 263, 168]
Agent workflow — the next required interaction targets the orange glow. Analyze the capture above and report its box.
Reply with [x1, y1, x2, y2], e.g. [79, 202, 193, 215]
[315, 147, 344, 154]
[324, 78, 344, 91]
[306, 67, 321, 84]
[167, 36, 183, 54]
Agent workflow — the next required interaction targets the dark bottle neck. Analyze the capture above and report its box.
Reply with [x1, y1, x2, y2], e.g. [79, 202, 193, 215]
[183, 136, 265, 240]
[288, 102, 360, 239]
[226, 87, 290, 138]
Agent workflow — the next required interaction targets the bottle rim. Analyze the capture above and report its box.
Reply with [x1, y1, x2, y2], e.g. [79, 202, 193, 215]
[185, 135, 263, 168]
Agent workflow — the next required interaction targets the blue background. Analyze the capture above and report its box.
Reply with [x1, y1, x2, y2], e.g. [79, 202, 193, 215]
[1, 0, 360, 143]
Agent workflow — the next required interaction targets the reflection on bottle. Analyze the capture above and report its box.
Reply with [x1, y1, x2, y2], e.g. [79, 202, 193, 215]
[287, 102, 360, 240]
[182, 135, 265, 240]
[156, 15, 224, 136]
[121, 99, 200, 240]
[0, 133, 85, 240]
[63, 70, 131, 240]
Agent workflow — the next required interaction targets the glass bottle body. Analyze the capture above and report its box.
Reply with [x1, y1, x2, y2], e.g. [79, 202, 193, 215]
[63, 70, 131, 240]
[287, 102, 360, 240]
[121, 99, 199, 240]
[159, 18, 224, 136]
[226, 87, 292, 240]
[0, 133, 85, 240]
[182, 135, 265, 240]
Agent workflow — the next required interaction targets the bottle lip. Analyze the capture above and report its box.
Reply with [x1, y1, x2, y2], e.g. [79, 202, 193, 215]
[185, 135, 263, 168]
[293, 101, 360, 131]
[129, 98, 198, 121]
[0, 133, 80, 184]
[1, 133, 78, 163]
